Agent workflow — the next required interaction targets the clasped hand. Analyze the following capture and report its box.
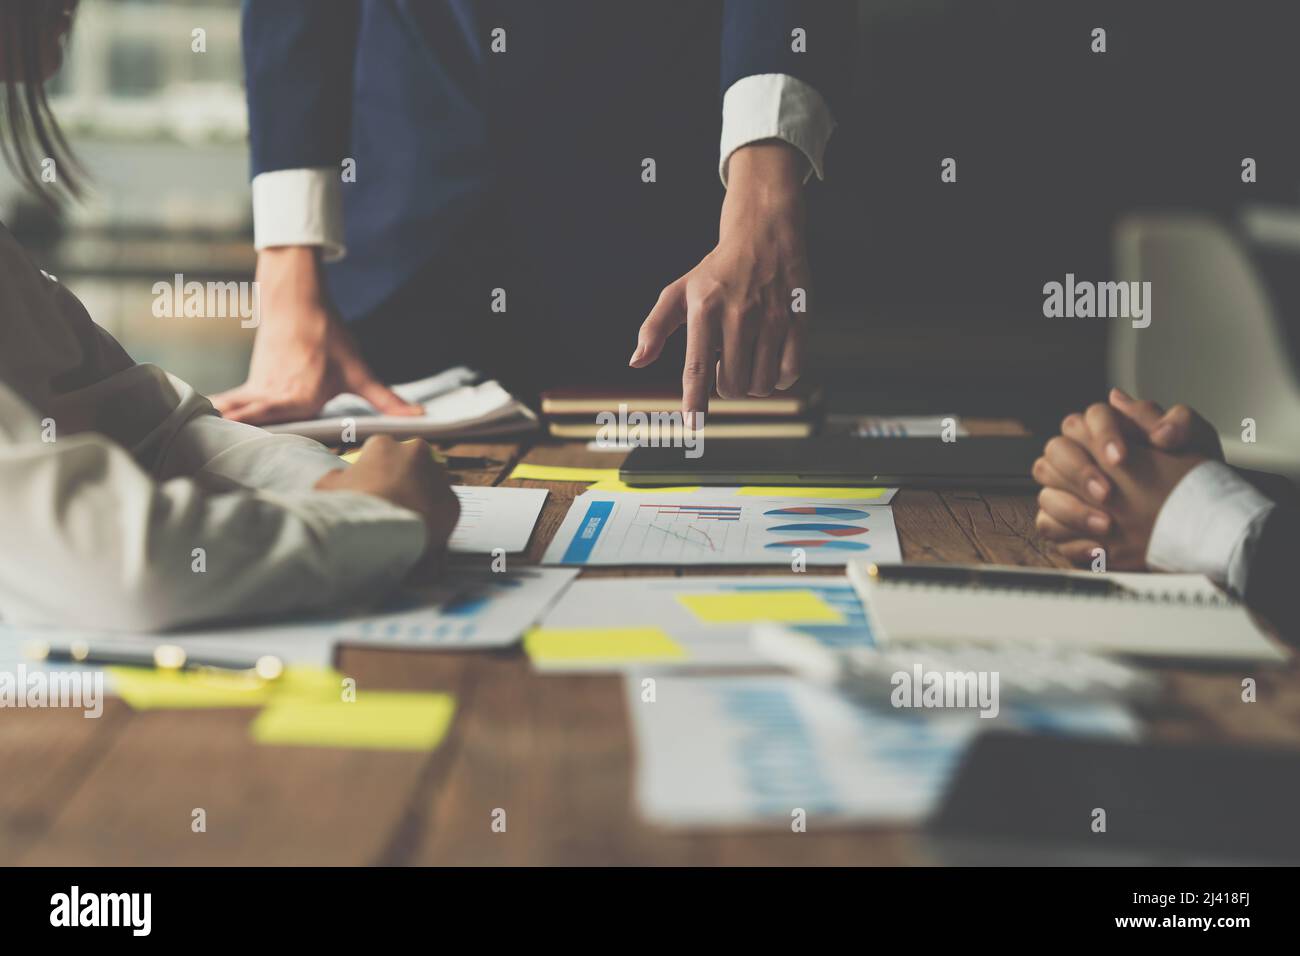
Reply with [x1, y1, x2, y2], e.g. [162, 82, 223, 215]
[1032, 388, 1223, 569]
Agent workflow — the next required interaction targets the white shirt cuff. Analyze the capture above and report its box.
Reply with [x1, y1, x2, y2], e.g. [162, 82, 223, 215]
[262, 486, 429, 601]
[251, 168, 346, 262]
[1146, 460, 1276, 592]
[719, 73, 836, 187]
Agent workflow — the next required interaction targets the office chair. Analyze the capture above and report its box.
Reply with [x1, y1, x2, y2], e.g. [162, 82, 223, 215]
[1111, 212, 1300, 483]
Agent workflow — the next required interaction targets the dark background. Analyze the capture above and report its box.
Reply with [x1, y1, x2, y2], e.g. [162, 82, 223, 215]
[810, 0, 1300, 430]
[12, 0, 1300, 426]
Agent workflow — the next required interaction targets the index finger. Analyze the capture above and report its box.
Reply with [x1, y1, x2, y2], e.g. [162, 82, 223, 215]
[776, 316, 806, 390]
[356, 382, 424, 416]
[681, 302, 717, 418]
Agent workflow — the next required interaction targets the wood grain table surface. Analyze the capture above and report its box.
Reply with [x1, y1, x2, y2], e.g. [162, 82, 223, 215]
[4, 422, 1297, 866]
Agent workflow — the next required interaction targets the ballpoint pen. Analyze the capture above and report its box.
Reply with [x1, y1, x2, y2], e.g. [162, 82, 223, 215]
[24, 639, 285, 680]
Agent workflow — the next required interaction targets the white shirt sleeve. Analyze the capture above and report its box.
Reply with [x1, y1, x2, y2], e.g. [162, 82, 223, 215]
[148, 389, 348, 495]
[251, 167, 346, 261]
[1145, 460, 1276, 593]
[719, 73, 837, 187]
[0, 375, 426, 633]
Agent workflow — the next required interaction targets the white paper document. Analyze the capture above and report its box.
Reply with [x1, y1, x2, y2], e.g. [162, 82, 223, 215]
[323, 567, 579, 650]
[526, 574, 876, 672]
[450, 486, 548, 554]
[264, 367, 537, 442]
[626, 675, 1138, 828]
[0, 567, 580, 667]
[542, 491, 902, 566]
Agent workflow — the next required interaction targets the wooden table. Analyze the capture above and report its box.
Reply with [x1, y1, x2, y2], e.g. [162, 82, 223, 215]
[6, 425, 1298, 866]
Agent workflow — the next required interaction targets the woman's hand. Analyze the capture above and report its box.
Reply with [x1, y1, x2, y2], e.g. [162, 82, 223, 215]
[315, 436, 460, 555]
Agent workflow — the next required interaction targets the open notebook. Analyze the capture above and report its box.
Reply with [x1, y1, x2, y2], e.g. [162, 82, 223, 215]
[262, 367, 537, 442]
[848, 562, 1287, 662]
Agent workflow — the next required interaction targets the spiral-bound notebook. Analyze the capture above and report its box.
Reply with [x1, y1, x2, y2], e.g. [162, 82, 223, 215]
[847, 562, 1286, 662]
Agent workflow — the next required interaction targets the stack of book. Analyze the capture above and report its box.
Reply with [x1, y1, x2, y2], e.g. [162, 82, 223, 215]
[540, 385, 822, 441]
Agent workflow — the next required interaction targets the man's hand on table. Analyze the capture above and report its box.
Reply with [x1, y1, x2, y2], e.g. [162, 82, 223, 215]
[629, 141, 810, 420]
[212, 246, 422, 425]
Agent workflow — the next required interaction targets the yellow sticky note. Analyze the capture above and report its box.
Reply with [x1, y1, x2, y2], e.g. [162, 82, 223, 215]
[587, 478, 701, 494]
[509, 463, 619, 483]
[251, 691, 456, 751]
[109, 667, 271, 710]
[524, 627, 687, 663]
[677, 590, 845, 624]
[108, 665, 342, 711]
[736, 486, 891, 499]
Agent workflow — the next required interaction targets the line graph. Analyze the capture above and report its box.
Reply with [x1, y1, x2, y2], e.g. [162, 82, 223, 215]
[621, 502, 745, 558]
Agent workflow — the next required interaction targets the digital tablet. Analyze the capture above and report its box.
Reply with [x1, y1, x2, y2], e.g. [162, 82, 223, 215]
[618, 436, 1043, 489]
[927, 732, 1300, 864]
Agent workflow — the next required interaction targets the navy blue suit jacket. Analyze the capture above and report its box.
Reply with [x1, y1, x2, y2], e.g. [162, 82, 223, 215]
[243, 1, 850, 377]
